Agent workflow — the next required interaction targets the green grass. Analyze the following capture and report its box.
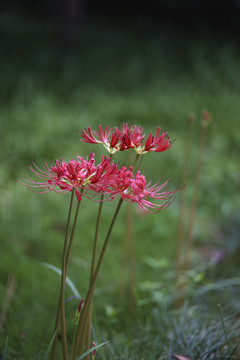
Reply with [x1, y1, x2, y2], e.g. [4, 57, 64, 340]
[107, 306, 240, 359]
[0, 11, 240, 359]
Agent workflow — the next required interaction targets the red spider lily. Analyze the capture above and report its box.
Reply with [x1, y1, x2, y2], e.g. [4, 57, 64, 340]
[81, 125, 121, 155]
[80, 124, 145, 154]
[118, 124, 145, 151]
[81, 125, 111, 146]
[108, 167, 179, 213]
[140, 128, 173, 154]
[20, 154, 118, 201]
[80, 124, 172, 155]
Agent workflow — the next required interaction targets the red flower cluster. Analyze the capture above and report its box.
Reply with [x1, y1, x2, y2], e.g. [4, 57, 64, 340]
[21, 154, 117, 202]
[80, 124, 172, 155]
[108, 168, 177, 213]
[21, 153, 177, 213]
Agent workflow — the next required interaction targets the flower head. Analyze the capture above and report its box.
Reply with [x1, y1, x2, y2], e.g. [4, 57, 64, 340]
[80, 124, 172, 155]
[108, 167, 179, 213]
[118, 124, 145, 151]
[81, 125, 120, 155]
[20, 153, 118, 201]
[137, 128, 173, 154]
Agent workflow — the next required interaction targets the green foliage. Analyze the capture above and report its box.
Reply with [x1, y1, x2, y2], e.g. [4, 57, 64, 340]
[107, 306, 240, 359]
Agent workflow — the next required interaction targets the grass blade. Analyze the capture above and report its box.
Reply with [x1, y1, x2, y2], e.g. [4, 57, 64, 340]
[41, 262, 81, 299]
[42, 329, 58, 360]
[75, 340, 110, 360]
[217, 304, 230, 356]
[195, 277, 240, 296]
[3, 336, 8, 360]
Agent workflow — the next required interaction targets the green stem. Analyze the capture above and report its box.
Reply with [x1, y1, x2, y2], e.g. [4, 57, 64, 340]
[65, 199, 81, 271]
[133, 154, 140, 169]
[61, 195, 82, 359]
[90, 196, 104, 282]
[72, 198, 124, 360]
[85, 195, 104, 360]
[51, 191, 74, 360]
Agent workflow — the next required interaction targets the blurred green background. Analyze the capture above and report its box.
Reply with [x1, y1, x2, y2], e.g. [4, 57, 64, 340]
[0, 2, 240, 358]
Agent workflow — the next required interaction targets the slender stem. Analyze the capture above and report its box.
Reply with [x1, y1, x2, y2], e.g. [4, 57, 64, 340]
[51, 191, 74, 360]
[85, 195, 104, 359]
[133, 153, 140, 169]
[61, 195, 82, 359]
[65, 200, 81, 271]
[72, 198, 124, 360]
[90, 196, 104, 281]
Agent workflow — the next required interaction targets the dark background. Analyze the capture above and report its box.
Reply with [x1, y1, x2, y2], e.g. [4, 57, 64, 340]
[2, 0, 240, 42]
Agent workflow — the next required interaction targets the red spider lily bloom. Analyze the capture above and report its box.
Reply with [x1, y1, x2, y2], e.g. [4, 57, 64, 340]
[80, 124, 145, 154]
[81, 125, 121, 155]
[118, 124, 145, 151]
[81, 125, 111, 145]
[80, 124, 172, 155]
[108, 167, 179, 213]
[135, 127, 173, 154]
[20, 154, 118, 201]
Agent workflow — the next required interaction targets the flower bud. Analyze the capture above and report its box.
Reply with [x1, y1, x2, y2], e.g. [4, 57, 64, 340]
[92, 341, 96, 359]
[75, 298, 84, 325]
